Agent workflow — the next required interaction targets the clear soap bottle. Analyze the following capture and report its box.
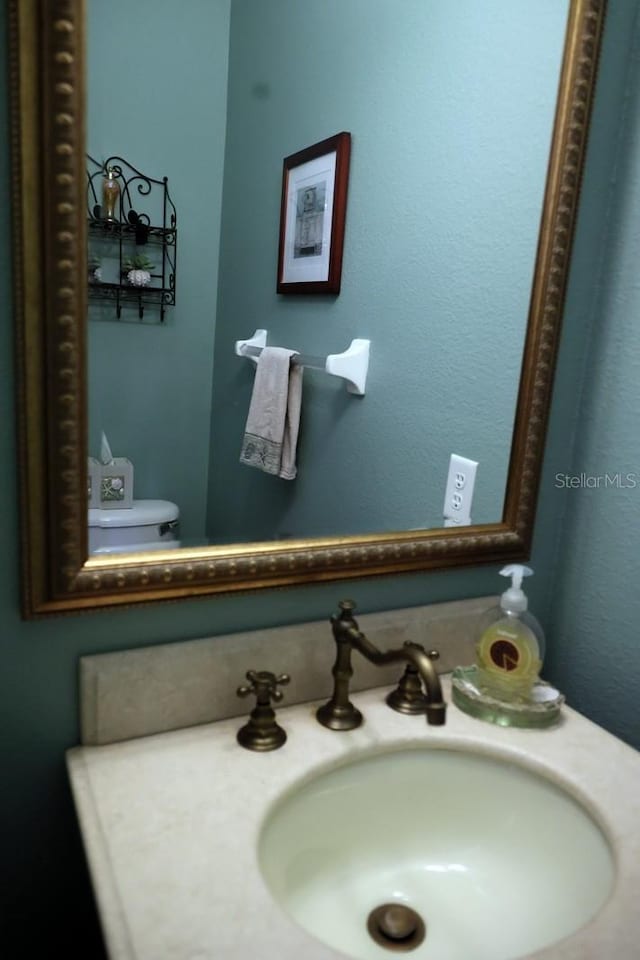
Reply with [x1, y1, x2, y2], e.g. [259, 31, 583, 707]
[474, 565, 545, 701]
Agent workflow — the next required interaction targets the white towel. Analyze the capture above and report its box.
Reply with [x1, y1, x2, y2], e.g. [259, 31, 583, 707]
[239, 347, 303, 480]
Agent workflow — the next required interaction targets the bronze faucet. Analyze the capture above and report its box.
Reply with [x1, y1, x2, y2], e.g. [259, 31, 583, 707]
[317, 600, 446, 730]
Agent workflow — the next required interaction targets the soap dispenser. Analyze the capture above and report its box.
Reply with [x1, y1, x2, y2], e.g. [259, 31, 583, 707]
[452, 565, 564, 728]
[475, 565, 544, 699]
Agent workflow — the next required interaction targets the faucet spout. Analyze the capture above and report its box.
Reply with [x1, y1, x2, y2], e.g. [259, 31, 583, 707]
[395, 642, 446, 726]
[349, 631, 446, 727]
[316, 600, 447, 730]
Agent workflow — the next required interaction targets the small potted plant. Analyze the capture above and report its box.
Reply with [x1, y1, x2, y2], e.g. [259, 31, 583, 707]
[122, 253, 155, 288]
[88, 253, 102, 283]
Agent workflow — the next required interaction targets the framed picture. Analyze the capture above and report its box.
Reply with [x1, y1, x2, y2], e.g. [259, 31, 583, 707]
[277, 132, 351, 294]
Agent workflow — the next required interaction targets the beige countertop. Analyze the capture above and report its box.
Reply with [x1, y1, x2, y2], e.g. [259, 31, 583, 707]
[67, 679, 640, 960]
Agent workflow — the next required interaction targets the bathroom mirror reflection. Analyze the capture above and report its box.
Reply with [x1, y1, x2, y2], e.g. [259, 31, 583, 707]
[85, 0, 569, 555]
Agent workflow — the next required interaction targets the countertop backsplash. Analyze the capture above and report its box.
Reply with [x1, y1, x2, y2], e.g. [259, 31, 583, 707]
[79, 595, 494, 745]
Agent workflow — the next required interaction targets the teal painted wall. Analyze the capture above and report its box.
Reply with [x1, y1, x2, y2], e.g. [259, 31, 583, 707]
[208, 0, 567, 543]
[2, 2, 637, 955]
[545, 2, 640, 750]
[86, 0, 231, 544]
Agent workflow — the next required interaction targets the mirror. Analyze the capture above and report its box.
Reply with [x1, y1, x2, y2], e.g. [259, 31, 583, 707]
[10, 0, 605, 615]
[87, 0, 562, 547]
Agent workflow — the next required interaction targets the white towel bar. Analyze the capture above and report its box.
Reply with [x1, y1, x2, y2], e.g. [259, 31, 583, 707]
[235, 329, 370, 395]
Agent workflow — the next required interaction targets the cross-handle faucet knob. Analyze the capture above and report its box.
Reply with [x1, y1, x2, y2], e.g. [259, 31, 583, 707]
[338, 599, 356, 615]
[236, 670, 290, 751]
[237, 670, 290, 704]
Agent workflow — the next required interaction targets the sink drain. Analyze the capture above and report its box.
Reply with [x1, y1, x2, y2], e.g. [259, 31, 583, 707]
[367, 903, 426, 952]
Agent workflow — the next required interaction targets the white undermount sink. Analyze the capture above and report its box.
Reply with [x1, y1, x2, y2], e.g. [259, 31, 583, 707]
[259, 747, 614, 960]
[67, 681, 640, 960]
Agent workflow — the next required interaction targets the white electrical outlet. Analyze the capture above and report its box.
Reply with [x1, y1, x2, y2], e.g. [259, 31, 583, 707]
[443, 454, 478, 525]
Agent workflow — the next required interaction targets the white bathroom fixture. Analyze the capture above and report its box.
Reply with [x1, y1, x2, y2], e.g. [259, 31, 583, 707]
[235, 328, 371, 395]
[67, 680, 640, 960]
[260, 746, 613, 960]
[88, 499, 180, 555]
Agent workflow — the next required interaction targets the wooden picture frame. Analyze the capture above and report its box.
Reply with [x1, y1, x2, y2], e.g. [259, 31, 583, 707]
[277, 132, 351, 294]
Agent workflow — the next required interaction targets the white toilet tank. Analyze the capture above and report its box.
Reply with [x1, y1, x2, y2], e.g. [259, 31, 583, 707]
[89, 499, 180, 555]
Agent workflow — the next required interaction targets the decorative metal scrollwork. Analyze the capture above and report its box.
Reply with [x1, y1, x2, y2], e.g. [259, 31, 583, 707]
[86, 154, 177, 321]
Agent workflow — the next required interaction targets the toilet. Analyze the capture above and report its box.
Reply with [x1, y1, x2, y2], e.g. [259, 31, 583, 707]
[88, 499, 180, 555]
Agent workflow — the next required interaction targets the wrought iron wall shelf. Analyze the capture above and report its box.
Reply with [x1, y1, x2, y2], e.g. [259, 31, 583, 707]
[87, 154, 177, 321]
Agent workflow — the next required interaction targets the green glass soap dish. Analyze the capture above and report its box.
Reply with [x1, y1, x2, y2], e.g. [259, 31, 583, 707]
[451, 665, 565, 728]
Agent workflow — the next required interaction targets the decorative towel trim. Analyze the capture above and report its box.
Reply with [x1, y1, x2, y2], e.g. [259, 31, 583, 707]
[239, 433, 283, 476]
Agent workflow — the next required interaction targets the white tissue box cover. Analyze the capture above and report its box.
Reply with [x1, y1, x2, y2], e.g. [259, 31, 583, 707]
[98, 458, 134, 509]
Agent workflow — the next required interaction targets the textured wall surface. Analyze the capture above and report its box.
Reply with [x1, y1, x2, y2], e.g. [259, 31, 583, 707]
[546, 3, 640, 750]
[208, 0, 567, 542]
[2, 1, 635, 956]
[86, 0, 231, 543]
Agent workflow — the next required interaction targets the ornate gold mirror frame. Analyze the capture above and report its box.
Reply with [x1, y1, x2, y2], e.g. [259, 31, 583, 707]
[10, 0, 606, 617]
